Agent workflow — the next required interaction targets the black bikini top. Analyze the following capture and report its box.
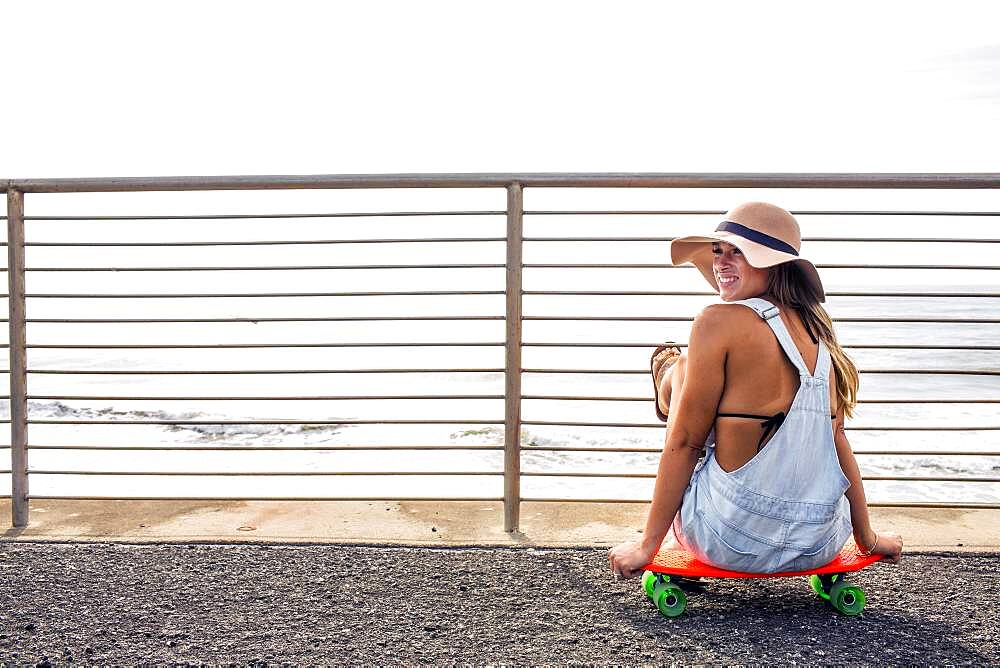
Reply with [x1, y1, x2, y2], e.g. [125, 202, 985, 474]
[715, 411, 837, 452]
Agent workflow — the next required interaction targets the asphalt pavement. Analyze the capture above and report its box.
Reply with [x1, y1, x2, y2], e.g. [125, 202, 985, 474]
[0, 542, 996, 665]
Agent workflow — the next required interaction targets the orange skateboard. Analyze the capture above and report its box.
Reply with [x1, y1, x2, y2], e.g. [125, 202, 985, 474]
[641, 544, 882, 617]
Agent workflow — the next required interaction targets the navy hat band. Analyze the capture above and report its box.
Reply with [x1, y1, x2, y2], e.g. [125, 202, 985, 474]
[715, 221, 798, 256]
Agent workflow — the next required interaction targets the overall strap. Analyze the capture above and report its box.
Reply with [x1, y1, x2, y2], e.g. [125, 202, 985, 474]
[730, 298, 813, 377]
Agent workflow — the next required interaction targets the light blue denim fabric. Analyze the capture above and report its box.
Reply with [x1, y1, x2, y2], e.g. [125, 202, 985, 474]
[673, 297, 853, 573]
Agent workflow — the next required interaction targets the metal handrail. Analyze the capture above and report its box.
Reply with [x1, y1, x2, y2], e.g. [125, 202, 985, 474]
[25, 342, 505, 349]
[3, 210, 505, 219]
[17, 262, 1000, 271]
[24, 263, 506, 271]
[519, 420, 999, 431]
[16, 316, 998, 324]
[27, 368, 507, 374]
[522, 342, 1000, 350]
[16, 444, 1000, 456]
[6, 172, 1000, 190]
[27, 419, 505, 426]
[20, 291, 506, 297]
[525, 208, 1000, 216]
[6, 172, 1000, 530]
[521, 262, 1000, 270]
[22, 237, 506, 246]
[519, 498, 998, 509]
[11, 289, 999, 298]
[24, 444, 505, 451]
[523, 290, 1000, 297]
[20, 316, 505, 323]
[11, 236, 1000, 245]
[25, 394, 505, 401]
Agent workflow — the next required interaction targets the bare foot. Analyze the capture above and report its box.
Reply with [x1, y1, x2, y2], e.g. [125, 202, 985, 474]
[651, 343, 682, 421]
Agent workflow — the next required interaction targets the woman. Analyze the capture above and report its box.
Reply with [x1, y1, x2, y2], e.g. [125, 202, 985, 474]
[609, 202, 902, 578]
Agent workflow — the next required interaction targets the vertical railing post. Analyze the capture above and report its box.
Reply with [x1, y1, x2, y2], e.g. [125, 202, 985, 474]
[7, 189, 27, 527]
[503, 182, 523, 533]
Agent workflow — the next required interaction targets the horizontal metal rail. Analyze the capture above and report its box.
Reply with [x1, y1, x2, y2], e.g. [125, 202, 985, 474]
[25, 470, 998, 483]
[23, 419, 995, 430]
[17, 342, 999, 351]
[518, 471, 1000, 483]
[22, 237, 506, 247]
[14, 236, 1000, 246]
[519, 498, 1000, 509]
[522, 342, 1000, 351]
[14, 262, 1000, 272]
[26, 394, 504, 401]
[523, 369, 1000, 376]
[521, 316, 1000, 323]
[11, 495, 995, 509]
[521, 446, 1000, 456]
[22, 263, 506, 272]
[4, 207, 998, 219]
[25, 342, 504, 349]
[16, 444, 1000, 456]
[13, 290, 998, 298]
[521, 263, 1000, 270]
[29, 470, 504, 477]
[21, 316, 505, 323]
[525, 209, 1000, 216]
[25, 496, 506, 502]
[7, 210, 506, 220]
[523, 236, 1000, 244]
[17, 369, 992, 378]
[26, 419, 505, 426]
[21, 418, 1000, 432]
[21, 291, 506, 298]
[24, 444, 504, 451]
[17, 316, 998, 325]
[27, 368, 506, 375]
[24, 385, 998, 401]
[519, 420, 1000, 430]
[524, 290, 1000, 297]
[7, 172, 1000, 191]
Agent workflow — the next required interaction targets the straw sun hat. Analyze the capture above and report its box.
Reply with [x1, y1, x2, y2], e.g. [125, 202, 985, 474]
[668, 202, 826, 302]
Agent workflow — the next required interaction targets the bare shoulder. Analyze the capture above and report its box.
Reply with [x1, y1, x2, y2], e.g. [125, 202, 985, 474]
[689, 303, 759, 349]
[695, 302, 761, 329]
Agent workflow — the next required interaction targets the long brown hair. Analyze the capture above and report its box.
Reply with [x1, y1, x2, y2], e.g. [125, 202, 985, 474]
[767, 263, 860, 417]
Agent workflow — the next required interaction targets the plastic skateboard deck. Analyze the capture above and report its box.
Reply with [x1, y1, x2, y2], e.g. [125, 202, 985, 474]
[640, 543, 881, 618]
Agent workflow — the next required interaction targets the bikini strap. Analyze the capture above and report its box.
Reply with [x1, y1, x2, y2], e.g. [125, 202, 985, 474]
[716, 411, 786, 452]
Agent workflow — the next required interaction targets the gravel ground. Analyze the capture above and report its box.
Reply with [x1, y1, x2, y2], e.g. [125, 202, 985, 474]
[0, 542, 996, 665]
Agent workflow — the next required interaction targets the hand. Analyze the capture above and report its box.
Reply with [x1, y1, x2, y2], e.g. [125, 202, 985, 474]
[872, 531, 903, 564]
[608, 539, 656, 579]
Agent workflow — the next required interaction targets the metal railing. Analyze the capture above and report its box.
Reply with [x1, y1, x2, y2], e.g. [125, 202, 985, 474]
[4, 173, 1000, 531]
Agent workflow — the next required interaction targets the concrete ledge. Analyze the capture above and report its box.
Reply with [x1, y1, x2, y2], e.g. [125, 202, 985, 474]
[1, 499, 997, 552]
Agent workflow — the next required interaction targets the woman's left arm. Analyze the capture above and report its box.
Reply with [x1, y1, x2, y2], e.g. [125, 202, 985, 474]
[609, 306, 729, 577]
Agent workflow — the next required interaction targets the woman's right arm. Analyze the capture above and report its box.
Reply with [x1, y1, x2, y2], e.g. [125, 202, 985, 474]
[832, 406, 903, 562]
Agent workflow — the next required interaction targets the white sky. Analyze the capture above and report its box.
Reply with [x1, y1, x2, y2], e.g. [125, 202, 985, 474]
[3, 1, 999, 178]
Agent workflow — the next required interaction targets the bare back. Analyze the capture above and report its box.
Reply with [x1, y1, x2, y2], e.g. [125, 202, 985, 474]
[712, 302, 839, 473]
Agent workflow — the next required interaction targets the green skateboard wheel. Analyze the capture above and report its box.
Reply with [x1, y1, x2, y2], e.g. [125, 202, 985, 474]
[829, 582, 866, 616]
[809, 574, 826, 598]
[642, 570, 658, 599]
[654, 583, 687, 618]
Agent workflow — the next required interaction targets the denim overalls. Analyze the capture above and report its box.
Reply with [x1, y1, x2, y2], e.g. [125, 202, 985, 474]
[672, 297, 853, 573]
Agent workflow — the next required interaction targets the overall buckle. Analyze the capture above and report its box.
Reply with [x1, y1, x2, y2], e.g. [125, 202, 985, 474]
[759, 305, 781, 320]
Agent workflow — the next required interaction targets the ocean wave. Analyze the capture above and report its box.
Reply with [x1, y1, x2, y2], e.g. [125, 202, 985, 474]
[24, 400, 349, 442]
